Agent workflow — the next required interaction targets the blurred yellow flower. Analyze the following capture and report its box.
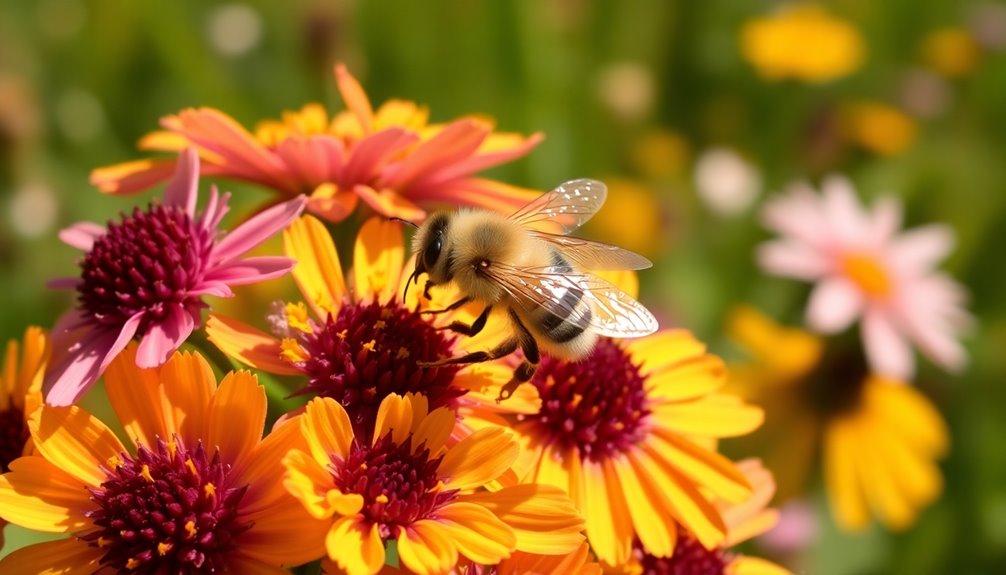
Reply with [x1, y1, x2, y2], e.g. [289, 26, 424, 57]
[921, 27, 981, 78]
[741, 4, 864, 83]
[843, 101, 917, 156]
[584, 178, 665, 257]
[630, 129, 690, 179]
[727, 306, 948, 531]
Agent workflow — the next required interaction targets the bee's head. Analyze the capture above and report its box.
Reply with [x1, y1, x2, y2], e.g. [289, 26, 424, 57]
[411, 212, 452, 285]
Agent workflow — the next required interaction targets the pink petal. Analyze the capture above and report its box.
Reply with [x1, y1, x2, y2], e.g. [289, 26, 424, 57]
[806, 277, 863, 333]
[275, 136, 334, 188]
[761, 183, 830, 249]
[890, 224, 955, 274]
[136, 305, 195, 368]
[378, 119, 488, 190]
[869, 195, 902, 245]
[341, 128, 416, 186]
[198, 187, 232, 232]
[821, 175, 870, 247]
[164, 147, 200, 216]
[895, 287, 969, 373]
[58, 222, 105, 251]
[862, 309, 915, 379]
[202, 256, 296, 286]
[411, 177, 537, 214]
[187, 281, 235, 298]
[44, 314, 143, 406]
[757, 240, 831, 280]
[211, 195, 306, 263]
[415, 131, 544, 188]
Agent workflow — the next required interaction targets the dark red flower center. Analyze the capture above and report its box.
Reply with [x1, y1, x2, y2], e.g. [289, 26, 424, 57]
[332, 433, 456, 537]
[637, 535, 729, 575]
[78, 204, 212, 336]
[527, 338, 650, 462]
[293, 301, 463, 435]
[0, 405, 28, 472]
[81, 437, 251, 573]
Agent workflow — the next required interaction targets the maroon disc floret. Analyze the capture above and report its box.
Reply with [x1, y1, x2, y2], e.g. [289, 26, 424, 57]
[0, 405, 27, 472]
[293, 301, 464, 433]
[529, 338, 651, 461]
[81, 437, 251, 573]
[636, 535, 730, 575]
[78, 204, 212, 336]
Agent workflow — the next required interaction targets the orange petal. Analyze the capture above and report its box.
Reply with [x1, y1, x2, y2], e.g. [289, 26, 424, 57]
[353, 217, 406, 304]
[29, 406, 125, 488]
[373, 393, 415, 446]
[727, 556, 793, 575]
[462, 484, 585, 556]
[397, 520, 458, 575]
[439, 427, 518, 490]
[303, 397, 356, 465]
[335, 64, 375, 134]
[579, 459, 633, 565]
[205, 314, 300, 376]
[156, 350, 216, 448]
[137, 129, 191, 152]
[207, 370, 265, 466]
[326, 517, 385, 575]
[233, 417, 309, 512]
[224, 555, 297, 575]
[283, 449, 362, 520]
[104, 343, 170, 452]
[237, 494, 330, 567]
[353, 184, 427, 222]
[411, 406, 456, 455]
[435, 502, 515, 565]
[613, 453, 678, 558]
[283, 215, 348, 318]
[0, 538, 101, 575]
[0, 456, 92, 532]
[90, 158, 180, 195]
[308, 183, 359, 223]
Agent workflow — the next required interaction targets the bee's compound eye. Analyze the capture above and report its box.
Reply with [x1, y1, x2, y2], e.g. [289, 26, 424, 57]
[423, 234, 442, 271]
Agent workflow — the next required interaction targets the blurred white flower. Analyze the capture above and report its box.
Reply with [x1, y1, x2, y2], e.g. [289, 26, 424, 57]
[595, 61, 654, 121]
[694, 147, 761, 217]
[207, 3, 263, 57]
[9, 183, 58, 239]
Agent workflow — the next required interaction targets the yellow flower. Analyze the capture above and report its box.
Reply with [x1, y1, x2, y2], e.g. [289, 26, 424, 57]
[0, 345, 329, 571]
[741, 4, 864, 83]
[323, 542, 602, 575]
[284, 393, 585, 575]
[0, 326, 48, 548]
[921, 27, 981, 78]
[843, 101, 917, 156]
[207, 215, 523, 433]
[727, 306, 948, 531]
[461, 277, 764, 565]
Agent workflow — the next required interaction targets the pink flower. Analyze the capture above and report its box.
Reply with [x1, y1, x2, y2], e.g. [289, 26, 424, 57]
[758, 175, 971, 379]
[45, 148, 305, 405]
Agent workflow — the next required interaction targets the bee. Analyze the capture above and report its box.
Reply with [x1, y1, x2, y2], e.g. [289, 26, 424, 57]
[404, 179, 659, 401]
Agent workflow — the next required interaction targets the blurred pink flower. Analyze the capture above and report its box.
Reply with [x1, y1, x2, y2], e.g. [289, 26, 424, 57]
[45, 148, 305, 406]
[758, 176, 971, 379]
[90, 65, 542, 223]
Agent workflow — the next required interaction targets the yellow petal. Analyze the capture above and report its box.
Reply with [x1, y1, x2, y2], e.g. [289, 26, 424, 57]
[29, 406, 126, 488]
[531, 441, 572, 495]
[207, 371, 265, 465]
[628, 330, 706, 375]
[232, 417, 308, 512]
[652, 393, 764, 439]
[397, 521, 458, 575]
[0, 456, 92, 532]
[157, 350, 216, 448]
[303, 397, 356, 466]
[0, 538, 101, 575]
[867, 377, 948, 456]
[439, 427, 518, 490]
[353, 217, 405, 304]
[335, 64, 375, 134]
[646, 355, 727, 404]
[460, 484, 585, 555]
[823, 417, 870, 530]
[237, 495, 331, 567]
[726, 306, 822, 379]
[102, 343, 169, 451]
[435, 502, 516, 564]
[721, 459, 780, 546]
[284, 215, 347, 318]
[206, 314, 301, 376]
[647, 428, 753, 503]
[15, 326, 48, 400]
[283, 449, 362, 520]
[373, 393, 414, 446]
[353, 184, 427, 223]
[613, 453, 677, 558]
[579, 459, 633, 565]
[411, 406, 456, 455]
[727, 556, 793, 575]
[327, 517, 385, 575]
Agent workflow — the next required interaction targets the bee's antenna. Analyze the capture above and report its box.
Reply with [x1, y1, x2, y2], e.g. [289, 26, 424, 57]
[403, 268, 420, 304]
[388, 216, 419, 229]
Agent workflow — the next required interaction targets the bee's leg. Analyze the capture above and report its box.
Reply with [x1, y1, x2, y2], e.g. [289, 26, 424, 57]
[417, 337, 517, 368]
[421, 296, 472, 316]
[423, 279, 436, 300]
[435, 305, 492, 337]
[498, 313, 540, 402]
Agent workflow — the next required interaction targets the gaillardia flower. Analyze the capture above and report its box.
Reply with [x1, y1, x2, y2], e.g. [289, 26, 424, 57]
[463, 307, 764, 565]
[91, 65, 542, 223]
[0, 345, 329, 572]
[758, 176, 971, 379]
[607, 459, 790, 575]
[727, 306, 948, 531]
[207, 215, 519, 434]
[284, 393, 585, 575]
[46, 148, 305, 405]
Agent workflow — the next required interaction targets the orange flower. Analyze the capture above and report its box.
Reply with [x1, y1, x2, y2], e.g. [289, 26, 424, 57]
[91, 65, 542, 223]
[0, 346, 328, 572]
[284, 393, 585, 575]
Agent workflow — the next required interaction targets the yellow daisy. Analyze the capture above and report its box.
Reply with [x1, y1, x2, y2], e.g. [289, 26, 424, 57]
[284, 393, 586, 575]
[0, 345, 328, 572]
[206, 214, 519, 433]
[727, 306, 948, 531]
[462, 275, 764, 565]
[0, 326, 48, 548]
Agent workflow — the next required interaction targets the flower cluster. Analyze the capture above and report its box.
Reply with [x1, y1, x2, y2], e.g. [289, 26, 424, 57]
[2, 58, 972, 574]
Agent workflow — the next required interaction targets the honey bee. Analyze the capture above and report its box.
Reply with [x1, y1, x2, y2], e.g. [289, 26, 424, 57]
[404, 179, 659, 400]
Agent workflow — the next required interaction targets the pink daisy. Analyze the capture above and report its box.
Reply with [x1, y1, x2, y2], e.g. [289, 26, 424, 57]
[45, 148, 305, 406]
[758, 175, 971, 379]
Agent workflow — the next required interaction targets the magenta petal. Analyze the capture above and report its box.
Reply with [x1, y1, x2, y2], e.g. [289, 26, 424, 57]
[202, 256, 296, 286]
[199, 186, 232, 232]
[164, 148, 200, 216]
[44, 313, 143, 406]
[135, 305, 195, 368]
[187, 281, 235, 298]
[211, 195, 306, 263]
[58, 222, 105, 251]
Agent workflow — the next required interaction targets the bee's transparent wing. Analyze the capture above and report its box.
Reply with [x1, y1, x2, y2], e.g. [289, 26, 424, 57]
[528, 232, 653, 270]
[508, 179, 607, 235]
[483, 264, 658, 337]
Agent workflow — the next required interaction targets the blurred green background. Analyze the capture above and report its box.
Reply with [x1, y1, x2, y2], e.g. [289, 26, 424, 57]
[1, 1, 1005, 573]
